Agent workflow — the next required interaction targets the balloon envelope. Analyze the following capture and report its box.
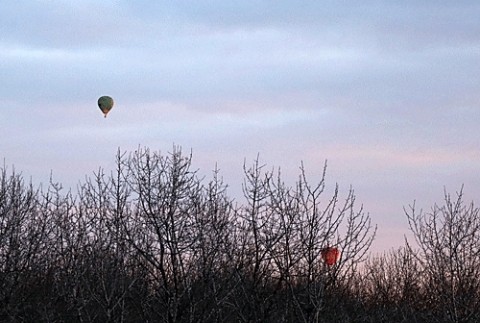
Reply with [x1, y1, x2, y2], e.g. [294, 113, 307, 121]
[98, 96, 114, 117]
[321, 247, 340, 266]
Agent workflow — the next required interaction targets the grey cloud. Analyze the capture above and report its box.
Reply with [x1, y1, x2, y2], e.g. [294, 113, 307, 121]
[1, 1, 163, 49]
[2, 1, 480, 252]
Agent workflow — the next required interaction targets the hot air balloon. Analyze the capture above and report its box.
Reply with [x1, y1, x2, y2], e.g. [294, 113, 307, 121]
[98, 96, 114, 118]
[321, 247, 340, 266]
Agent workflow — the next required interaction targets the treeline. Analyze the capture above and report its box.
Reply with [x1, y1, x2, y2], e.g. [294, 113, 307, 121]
[0, 147, 479, 322]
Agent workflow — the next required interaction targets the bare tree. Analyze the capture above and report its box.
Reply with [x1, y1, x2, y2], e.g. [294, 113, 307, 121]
[187, 166, 239, 322]
[0, 148, 380, 322]
[405, 188, 480, 323]
[121, 146, 213, 322]
[229, 158, 376, 323]
[75, 152, 138, 323]
[268, 162, 376, 323]
[362, 247, 422, 322]
[0, 166, 46, 321]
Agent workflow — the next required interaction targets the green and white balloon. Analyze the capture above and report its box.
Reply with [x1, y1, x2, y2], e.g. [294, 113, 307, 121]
[98, 96, 114, 118]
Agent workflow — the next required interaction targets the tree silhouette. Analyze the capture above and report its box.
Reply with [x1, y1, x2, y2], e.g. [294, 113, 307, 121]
[5, 148, 478, 322]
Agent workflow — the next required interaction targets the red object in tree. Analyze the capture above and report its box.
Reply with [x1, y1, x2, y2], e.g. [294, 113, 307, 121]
[321, 247, 340, 266]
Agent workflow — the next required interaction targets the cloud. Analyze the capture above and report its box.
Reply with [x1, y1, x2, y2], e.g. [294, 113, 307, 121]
[1, 1, 145, 48]
[2, 1, 480, 252]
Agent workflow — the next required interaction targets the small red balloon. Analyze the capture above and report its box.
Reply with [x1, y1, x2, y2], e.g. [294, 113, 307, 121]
[321, 247, 340, 266]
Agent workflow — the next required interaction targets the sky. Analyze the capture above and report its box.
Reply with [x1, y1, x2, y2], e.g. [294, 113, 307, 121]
[1, 0, 480, 253]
